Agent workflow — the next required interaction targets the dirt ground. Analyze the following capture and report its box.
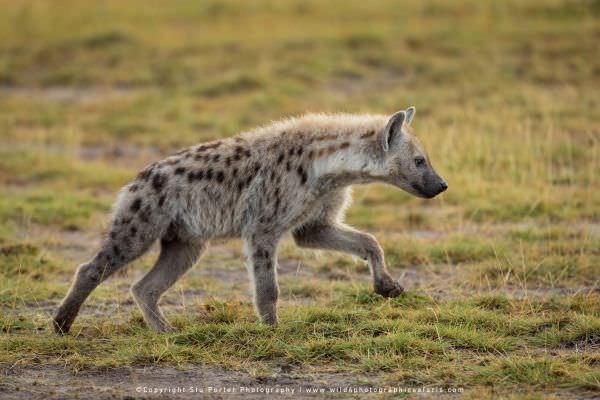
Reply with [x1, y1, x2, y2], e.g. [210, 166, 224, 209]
[1, 363, 595, 399]
[0, 362, 394, 399]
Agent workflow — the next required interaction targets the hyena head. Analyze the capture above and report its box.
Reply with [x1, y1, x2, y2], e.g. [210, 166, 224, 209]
[378, 107, 448, 198]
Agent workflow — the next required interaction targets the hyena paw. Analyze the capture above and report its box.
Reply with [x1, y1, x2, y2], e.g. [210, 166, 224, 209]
[261, 314, 279, 326]
[53, 317, 71, 335]
[374, 277, 405, 298]
[156, 325, 174, 333]
[53, 309, 75, 335]
[148, 320, 174, 333]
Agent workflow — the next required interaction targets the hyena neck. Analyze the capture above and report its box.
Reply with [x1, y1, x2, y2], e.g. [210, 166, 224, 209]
[305, 114, 388, 192]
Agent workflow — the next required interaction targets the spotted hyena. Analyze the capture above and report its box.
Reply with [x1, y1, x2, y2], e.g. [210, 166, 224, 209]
[53, 107, 447, 333]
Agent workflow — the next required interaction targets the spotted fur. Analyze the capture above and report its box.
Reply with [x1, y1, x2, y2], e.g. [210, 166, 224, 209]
[54, 107, 447, 333]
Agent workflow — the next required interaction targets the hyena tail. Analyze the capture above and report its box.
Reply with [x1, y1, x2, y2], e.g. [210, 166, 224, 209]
[53, 190, 166, 334]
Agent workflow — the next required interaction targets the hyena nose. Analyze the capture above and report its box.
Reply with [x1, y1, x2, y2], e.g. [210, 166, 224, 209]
[439, 181, 448, 192]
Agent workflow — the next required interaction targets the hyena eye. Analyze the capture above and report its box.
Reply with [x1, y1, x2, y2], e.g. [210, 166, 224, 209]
[414, 157, 426, 167]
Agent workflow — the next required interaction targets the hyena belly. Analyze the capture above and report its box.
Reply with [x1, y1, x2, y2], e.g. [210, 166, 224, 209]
[171, 160, 282, 239]
[121, 143, 259, 240]
[114, 150, 302, 243]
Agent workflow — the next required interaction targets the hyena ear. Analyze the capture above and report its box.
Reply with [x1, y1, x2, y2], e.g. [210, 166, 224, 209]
[405, 106, 416, 125]
[381, 110, 406, 152]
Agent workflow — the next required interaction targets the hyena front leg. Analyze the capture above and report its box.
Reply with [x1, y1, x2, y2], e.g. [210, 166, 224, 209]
[131, 238, 205, 332]
[293, 223, 404, 297]
[244, 233, 281, 325]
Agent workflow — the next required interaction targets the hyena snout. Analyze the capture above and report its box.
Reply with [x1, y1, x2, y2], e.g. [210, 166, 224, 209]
[430, 176, 448, 197]
[419, 172, 448, 198]
[438, 179, 448, 193]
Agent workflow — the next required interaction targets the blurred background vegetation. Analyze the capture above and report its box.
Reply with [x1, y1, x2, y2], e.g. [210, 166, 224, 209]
[0, 0, 598, 232]
[0, 1, 598, 397]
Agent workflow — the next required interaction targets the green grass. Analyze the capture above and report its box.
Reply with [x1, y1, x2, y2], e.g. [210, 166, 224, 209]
[0, 0, 598, 398]
[0, 188, 110, 231]
[1, 293, 598, 390]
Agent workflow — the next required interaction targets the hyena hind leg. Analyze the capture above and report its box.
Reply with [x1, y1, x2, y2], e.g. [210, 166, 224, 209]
[131, 238, 205, 332]
[53, 240, 149, 334]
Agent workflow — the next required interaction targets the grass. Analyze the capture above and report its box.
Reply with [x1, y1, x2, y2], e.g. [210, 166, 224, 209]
[1, 293, 598, 388]
[0, 0, 598, 398]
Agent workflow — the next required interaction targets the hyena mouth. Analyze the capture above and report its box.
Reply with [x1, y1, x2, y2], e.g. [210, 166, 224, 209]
[410, 183, 429, 198]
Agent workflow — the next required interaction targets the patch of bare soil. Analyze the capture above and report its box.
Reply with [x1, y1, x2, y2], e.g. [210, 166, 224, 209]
[0, 363, 384, 399]
[3, 364, 595, 400]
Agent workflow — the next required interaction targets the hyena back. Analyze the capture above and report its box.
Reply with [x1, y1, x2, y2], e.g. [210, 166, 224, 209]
[54, 107, 447, 333]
